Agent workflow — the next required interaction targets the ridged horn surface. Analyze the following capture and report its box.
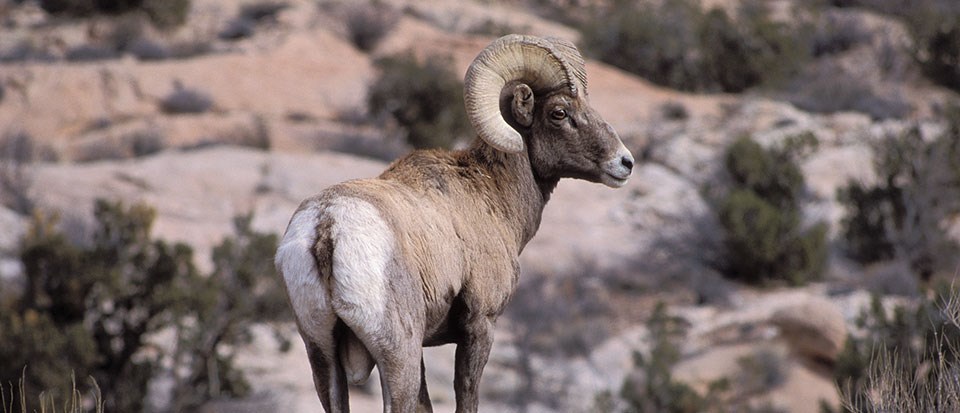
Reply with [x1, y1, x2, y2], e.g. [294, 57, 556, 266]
[464, 34, 586, 153]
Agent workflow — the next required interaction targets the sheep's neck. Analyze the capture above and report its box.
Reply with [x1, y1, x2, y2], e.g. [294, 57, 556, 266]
[465, 141, 556, 252]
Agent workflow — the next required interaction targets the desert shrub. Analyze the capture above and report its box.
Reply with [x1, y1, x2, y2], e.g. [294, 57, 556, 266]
[838, 109, 960, 279]
[697, 8, 757, 93]
[581, 0, 704, 91]
[0, 40, 57, 63]
[0, 201, 200, 411]
[345, 1, 399, 52]
[127, 37, 169, 60]
[239, 1, 287, 22]
[834, 0, 960, 91]
[0, 131, 40, 167]
[717, 135, 827, 285]
[139, 0, 190, 28]
[910, 12, 960, 92]
[0, 131, 39, 214]
[787, 60, 913, 119]
[235, 116, 271, 150]
[160, 83, 214, 114]
[218, 18, 255, 40]
[127, 129, 165, 157]
[661, 101, 689, 121]
[702, 3, 807, 92]
[170, 213, 289, 410]
[167, 39, 212, 59]
[106, 13, 143, 49]
[581, 0, 806, 93]
[829, 284, 960, 413]
[807, 11, 872, 57]
[602, 303, 790, 413]
[618, 302, 708, 413]
[368, 53, 470, 150]
[0, 200, 286, 411]
[65, 43, 119, 62]
[38, 0, 190, 28]
[218, 2, 287, 41]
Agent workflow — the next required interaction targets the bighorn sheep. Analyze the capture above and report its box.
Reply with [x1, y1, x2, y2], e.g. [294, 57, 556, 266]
[275, 34, 634, 412]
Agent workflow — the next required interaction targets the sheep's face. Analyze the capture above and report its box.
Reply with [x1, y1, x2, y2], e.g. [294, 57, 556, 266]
[518, 87, 634, 188]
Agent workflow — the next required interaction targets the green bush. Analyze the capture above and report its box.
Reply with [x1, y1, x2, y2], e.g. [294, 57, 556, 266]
[910, 12, 960, 92]
[0, 201, 199, 411]
[368, 53, 471, 150]
[0, 200, 286, 411]
[807, 11, 872, 57]
[701, 4, 806, 92]
[0, 131, 39, 214]
[717, 135, 827, 285]
[786, 60, 913, 120]
[580, 0, 807, 92]
[619, 302, 708, 413]
[581, 0, 704, 91]
[160, 83, 213, 114]
[605, 302, 788, 413]
[698, 8, 757, 93]
[838, 109, 960, 279]
[345, 2, 399, 52]
[834, 0, 960, 92]
[170, 213, 289, 410]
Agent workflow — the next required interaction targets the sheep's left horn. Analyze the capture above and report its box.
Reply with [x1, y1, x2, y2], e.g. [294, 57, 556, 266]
[464, 35, 587, 153]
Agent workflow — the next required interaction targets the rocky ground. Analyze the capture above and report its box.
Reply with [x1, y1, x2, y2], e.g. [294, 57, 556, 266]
[1, 0, 957, 412]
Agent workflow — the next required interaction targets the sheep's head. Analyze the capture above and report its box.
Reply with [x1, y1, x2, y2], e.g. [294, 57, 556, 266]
[464, 35, 634, 188]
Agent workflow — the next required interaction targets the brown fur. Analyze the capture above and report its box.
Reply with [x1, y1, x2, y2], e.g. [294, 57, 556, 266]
[278, 84, 631, 412]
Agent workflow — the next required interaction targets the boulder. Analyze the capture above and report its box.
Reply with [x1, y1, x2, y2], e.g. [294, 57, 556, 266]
[771, 296, 848, 363]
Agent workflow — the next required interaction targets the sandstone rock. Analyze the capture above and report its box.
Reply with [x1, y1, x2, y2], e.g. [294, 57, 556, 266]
[771, 296, 848, 363]
[29, 147, 387, 270]
[0, 27, 371, 151]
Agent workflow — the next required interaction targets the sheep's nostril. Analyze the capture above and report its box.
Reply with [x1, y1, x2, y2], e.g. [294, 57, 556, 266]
[621, 156, 634, 171]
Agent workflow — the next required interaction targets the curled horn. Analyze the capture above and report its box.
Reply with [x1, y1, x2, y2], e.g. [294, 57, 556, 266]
[464, 35, 587, 153]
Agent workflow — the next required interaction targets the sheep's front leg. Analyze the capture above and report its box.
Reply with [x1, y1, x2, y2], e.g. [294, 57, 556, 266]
[453, 315, 494, 413]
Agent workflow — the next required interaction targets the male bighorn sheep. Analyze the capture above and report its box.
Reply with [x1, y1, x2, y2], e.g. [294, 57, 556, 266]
[275, 34, 634, 412]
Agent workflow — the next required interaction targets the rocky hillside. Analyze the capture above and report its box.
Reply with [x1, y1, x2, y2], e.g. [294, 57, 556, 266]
[2, 0, 959, 412]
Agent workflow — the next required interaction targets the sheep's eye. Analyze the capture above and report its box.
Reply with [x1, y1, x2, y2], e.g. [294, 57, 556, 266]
[550, 109, 567, 120]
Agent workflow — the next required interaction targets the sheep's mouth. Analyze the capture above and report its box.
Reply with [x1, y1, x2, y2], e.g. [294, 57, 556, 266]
[601, 172, 629, 188]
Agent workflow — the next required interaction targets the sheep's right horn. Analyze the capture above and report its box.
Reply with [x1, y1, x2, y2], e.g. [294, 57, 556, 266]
[464, 35, 587, 153]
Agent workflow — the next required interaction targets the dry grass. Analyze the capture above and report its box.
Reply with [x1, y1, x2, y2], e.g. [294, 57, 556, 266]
[1, 372, 102, 413]
[840, 286, 960, 412]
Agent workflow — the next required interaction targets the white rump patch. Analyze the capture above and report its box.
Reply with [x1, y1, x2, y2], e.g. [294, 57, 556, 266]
[276, 206, 333, 344]
[327, 197, 393, 330]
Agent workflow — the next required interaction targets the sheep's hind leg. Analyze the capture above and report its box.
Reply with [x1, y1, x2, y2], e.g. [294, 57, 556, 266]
[305, 331, 350, 413]
[376, 342, 422, 413]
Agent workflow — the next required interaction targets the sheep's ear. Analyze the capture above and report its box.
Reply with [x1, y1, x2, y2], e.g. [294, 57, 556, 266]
[511, 84, 535, 128]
